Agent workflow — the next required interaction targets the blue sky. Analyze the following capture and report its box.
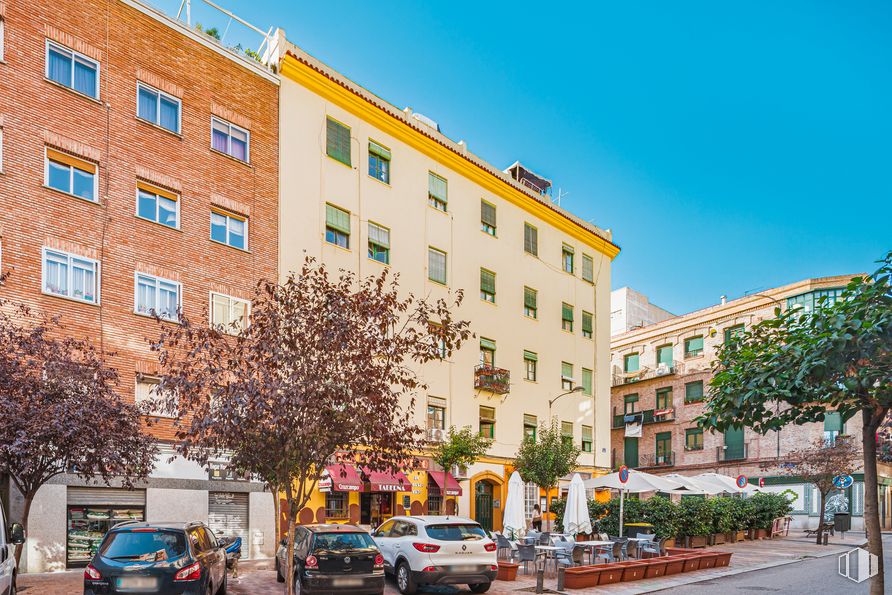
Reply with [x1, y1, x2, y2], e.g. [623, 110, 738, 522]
[157, 0, 890, 314]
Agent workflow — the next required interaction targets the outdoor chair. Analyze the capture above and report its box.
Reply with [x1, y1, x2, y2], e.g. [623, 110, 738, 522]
[495, 533, 514, 560]
[516, 543, 542, 575]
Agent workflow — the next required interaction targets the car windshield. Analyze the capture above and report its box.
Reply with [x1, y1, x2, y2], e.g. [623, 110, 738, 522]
[424, 524, 487, 541]
[313, 532, 376, 553]
[99, 530, 187, 562]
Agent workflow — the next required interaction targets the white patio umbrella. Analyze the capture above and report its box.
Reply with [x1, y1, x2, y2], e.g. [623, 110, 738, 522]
[693, 472, 760, 495]
[584, 469, 687, 536]
[563, 473, 592, 535]
[502, 471, 527, 539]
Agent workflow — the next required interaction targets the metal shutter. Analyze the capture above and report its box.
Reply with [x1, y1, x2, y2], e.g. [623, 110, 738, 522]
[67, 487, 146, 506]
[208, 492, 249, 558]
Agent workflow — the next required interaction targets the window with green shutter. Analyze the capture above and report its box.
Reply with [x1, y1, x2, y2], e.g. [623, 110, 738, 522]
[581, 425, 593, 452]
[562, 303, 574, 332]
[479, 268, 496, 303]
[524, 223, 538, 256]
[582, 368, 593, 395]
[561, 362, 574, 390]
[724, 324, 745, 344]
[428, 172, 448, 211]
[368, 140, 390, 183]
[685, 428, 704, 451]
[582, 311, 593, 338]
[582, 254, 594, 283]
[624, 353, 639, 373]
[481, 200, 496, 235]
[428, 247, 447, 284]
[524, 286, 538, 318]
[523, 350, 537, 381]
[325, 204, 350, 248]
[367, 222, 390, 264]
[657, 344, 674, 370]
[685, 380, 704, 403]
[684, 336, 704, 357]
[326, 118, 351, 166]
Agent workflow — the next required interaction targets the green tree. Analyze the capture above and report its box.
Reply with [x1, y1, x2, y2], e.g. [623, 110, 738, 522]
[430, 425, 492, 514]
[512, 420, 581, 531]
[698, 251, 892, 594]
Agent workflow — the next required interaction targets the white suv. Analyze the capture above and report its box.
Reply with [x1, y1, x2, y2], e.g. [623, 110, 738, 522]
[371, 515, 497, 594]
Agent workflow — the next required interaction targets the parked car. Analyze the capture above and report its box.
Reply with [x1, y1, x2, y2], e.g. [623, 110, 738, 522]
[83, 521, 227, 595]
[275, 524, 384, 594]
[0, 502, 25, 595]
[371, 516, 497, 594]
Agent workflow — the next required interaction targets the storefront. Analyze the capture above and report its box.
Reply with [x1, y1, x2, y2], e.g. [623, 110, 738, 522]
[66, 487, 146, 568]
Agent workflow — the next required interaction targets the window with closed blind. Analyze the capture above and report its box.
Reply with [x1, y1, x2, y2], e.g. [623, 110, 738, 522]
[524, 223, 538, 256]
[524, 286, 538, 318]
[326, 118, 351, 166]
[325, 204, 350, 249]
[428, 172, 448, 211]
[428, 247, 447, 284]
[480, 268, 495, 302]
[481, 200, 497, 235]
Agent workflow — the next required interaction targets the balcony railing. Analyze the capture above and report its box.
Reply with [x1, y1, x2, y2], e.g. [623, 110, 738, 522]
[474, 364, 510, 395]
[612, 361, 685, 387]
[612, 407, 676, 429]
[637, 452, 675, 469]
[717, 443, 749, 462]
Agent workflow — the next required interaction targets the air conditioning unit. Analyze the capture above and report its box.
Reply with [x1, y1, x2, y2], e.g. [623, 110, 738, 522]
[451, 464, 469, 480]
[427, 428, 446, 443]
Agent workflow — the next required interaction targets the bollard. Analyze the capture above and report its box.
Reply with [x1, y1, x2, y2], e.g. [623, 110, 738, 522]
[557, 566, 565, 591]
[536, 566, 544, 593]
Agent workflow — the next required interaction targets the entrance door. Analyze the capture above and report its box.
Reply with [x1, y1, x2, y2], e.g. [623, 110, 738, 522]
[724, 427, 745, 460]
[624, 437, 639, 468]
[474, 482, 493, 532]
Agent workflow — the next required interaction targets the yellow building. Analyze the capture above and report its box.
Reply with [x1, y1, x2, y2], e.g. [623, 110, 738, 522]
[271, 34, 618, 532]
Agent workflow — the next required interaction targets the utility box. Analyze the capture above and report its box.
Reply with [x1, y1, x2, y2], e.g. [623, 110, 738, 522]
[834, 512, 851, 533]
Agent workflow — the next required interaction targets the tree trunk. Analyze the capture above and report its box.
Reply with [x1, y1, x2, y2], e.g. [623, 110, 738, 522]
[816, 490, 826, 546]
[862, 406, 886, 595]
[13, 492, 33, 567]
[284, 483, 298, 595]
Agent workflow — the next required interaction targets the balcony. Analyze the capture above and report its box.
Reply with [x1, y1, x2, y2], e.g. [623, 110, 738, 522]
[612, 407, 676, 429]
[474, 364, 510, 395]
[637, 452, 675, 469]
[612, 361, 685, 387]
[717, 443, 749, 462]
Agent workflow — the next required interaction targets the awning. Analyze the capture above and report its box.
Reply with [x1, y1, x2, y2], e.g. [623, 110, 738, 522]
[428, 470, 463, 496]
[321, 464, 363, 492]
[362, 467, 410, 492]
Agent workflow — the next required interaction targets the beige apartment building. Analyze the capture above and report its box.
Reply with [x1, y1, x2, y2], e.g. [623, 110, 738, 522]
[610, 275, 892, 531]
[271, 37, 618, 532]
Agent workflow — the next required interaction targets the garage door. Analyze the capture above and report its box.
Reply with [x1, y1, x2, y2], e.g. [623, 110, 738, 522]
[208, 492, 249, 558]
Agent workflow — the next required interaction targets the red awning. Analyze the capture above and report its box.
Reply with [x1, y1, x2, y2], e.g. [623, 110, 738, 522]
[362, 467, 410, 492]
[428, 470, 462, 496]
[323, 464, 363, 492]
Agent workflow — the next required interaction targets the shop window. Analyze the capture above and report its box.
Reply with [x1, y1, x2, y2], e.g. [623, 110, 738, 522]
[325, 492, 348, 519]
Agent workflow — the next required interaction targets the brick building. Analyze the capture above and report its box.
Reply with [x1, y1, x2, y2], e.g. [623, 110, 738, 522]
[0, 0, 279, 571]
[610, 275, 892, 532]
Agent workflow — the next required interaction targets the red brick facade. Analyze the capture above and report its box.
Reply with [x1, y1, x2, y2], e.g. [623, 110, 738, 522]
[0, 0, 279, 441]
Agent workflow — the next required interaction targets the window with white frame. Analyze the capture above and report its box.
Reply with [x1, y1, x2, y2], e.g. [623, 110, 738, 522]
[42, 248, 99, 304]
[135, 376, 176, 418]
[45, 148, 97, 202]
[137, 82, 181, 134]
[210, 209, 247, 250]
[46, 40, 99, 99]
[135, 273, 180, 321]
[137, 182, 179, 228]
[211, 116, 249, 162]
[210, 292, 250, 334]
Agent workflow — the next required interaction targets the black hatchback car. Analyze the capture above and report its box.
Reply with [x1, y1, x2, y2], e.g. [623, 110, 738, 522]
[83, 521, 227, 595]
[275, 524, 384, 594]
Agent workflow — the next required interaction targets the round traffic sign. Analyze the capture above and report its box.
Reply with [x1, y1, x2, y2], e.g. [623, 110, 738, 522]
[619, 465, 630, 484]
[736, 475, 748, 489]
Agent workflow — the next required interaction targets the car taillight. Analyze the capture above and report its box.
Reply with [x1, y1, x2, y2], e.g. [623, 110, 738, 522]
[174, 561, 202, 581]
[373, 554, 384, 568]
[305, 555, 318, 569]
[84, 564, 101, 580]
[412, 542, 440, 553]
[484, 542, 497, 552]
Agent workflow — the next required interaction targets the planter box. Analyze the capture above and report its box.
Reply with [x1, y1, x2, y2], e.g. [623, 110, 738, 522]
[664, 557, 686, 575]
[687, 535, 709, 549]
[711, 533, 726, 545]
[496, 561, 519, 581]
[564, 566, 602, 589]
[713, 551, 733, 568]
[618, 561, 648, 582]
[597, 564, 624, 585]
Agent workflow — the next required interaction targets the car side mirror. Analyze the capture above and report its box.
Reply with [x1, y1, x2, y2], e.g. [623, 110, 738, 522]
[9, 523, 24, 545]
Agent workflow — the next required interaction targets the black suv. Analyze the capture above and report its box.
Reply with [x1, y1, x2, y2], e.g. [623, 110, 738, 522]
[275, 524, 384, 594]
[83, 521, 227, 595]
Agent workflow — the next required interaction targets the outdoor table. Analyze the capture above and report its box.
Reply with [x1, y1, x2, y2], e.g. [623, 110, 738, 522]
[534, 545, 563, 576]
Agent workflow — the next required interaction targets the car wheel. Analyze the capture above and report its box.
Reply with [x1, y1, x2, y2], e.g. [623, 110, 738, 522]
[276, 558, 285, 583]
[396, 561, 417, 595]
[470, 582, 491, 593]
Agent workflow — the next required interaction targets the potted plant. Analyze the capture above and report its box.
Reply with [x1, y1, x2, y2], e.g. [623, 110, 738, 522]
[496, 560, 519, 581]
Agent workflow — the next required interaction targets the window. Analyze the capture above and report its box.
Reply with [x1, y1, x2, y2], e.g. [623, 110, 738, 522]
[581, 425, 593, 453]
[581, 368, 593, 395]
[582, 311, 593, 338]
[427, 404, 445, 431]
[523, 350, 538, 381]
[368, 140, 390, 183]
[524, 223, 538, 256]
[684, 336, 704, 358]
[479, 406, 495, 438]
[655, 432, 672, 464]
[368, 222, 390, 264]
[523, 414, 537, 442]
[480, 268, 496, 302]
[624, 393, 639, 414]
[582, 254, 594, 283]
[656, 387, 672, 410]
[724, 324, 745, 344]
[479, 338, 496, 366]
[211, 210, 247, 250]
[787, 288, 845, 314]
[136, 182, 178, 228]
[685, 428, 704, 451]
[561, 362, 574, 390]
[326, 118, 351, 166]
[45, 148, 97, 202]
[428, 172, 448, 211]
[824, 411, 843, 446]
[481, 200, 497, 235]
[562, 244, 574, 274]
[210, 293, 250, 334]
[325, 492, 348, 519]
[685, 380, 704, 403]
[325, 204, 350, 249]
[561, 421, 573, 445]
[211, 117, 249, 162]
[524, 286, 538, 318]
[135, 273, 180, 321]
[624, 353, 639, 373]
[137, 82, 181, 133]
[562, 303, 574, 332]
[46, 41, 99, 98]
[42, 248, 99, 304]
[656, 344, 674, 370]
[428, 247, 447, 284]
[135, 376, 175, 418]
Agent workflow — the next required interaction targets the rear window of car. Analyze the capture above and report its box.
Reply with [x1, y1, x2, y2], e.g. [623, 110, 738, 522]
[313, 532, 376, 553]
[424, 524, 487, 541]
[100, 530, 188, 562]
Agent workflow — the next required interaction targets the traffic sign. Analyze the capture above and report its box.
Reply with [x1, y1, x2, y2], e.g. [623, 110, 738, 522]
[833, 475, 854, 489]
[619, 465, 630, 484]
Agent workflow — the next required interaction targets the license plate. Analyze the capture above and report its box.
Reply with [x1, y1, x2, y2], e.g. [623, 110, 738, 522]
[452, 565, 479, 573]
[116, 576, 158, 590]
[332, 577, 365, 587]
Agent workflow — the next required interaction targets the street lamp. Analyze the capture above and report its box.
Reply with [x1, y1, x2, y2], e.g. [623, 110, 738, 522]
[548, 386, 585, 419]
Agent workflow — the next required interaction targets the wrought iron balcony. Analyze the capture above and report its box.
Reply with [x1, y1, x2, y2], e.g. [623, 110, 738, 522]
[637, 452, 675, 469]
[474, 364, 510, 395]
[612, 407, 676, 429]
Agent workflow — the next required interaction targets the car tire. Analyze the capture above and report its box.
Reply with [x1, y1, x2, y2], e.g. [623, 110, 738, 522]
[276, 558, 285, 583]
[396, 561, 417, 595]
[470, 582, 491, 593]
